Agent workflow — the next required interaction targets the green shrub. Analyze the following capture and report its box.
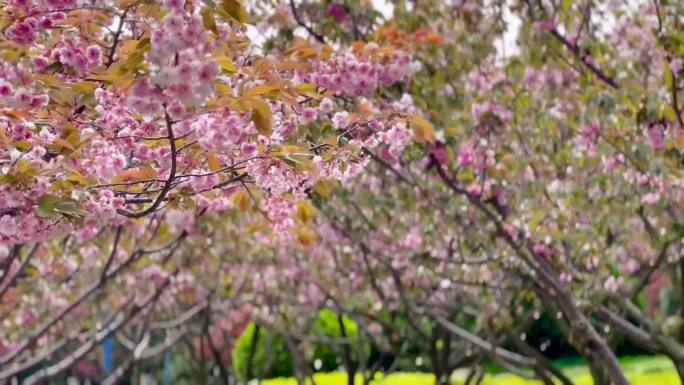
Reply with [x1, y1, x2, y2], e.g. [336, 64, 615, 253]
[232, 324, 293, 381]
[232, 311, 369, 379]
[312, 309, 366, 371]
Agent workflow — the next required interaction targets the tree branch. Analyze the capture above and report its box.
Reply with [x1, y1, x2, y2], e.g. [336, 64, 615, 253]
[289, 0, 325, 44]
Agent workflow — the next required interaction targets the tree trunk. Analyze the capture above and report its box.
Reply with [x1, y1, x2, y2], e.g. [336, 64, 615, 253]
[434, 149, 630, 384]
[534, 284, 626, 385]
[588, 360, 610, 385]
[439, 330, 452, 385]
[337, 314, 357, 385]
[675, 360, 684, 384]
[429, 325, 443, 385]
[679, 260, 684, 344]
[246, 324, 261, 383]
[283, 335, 306, 385]
[512, 335, 575, 385]
[532, 256, 630, 385]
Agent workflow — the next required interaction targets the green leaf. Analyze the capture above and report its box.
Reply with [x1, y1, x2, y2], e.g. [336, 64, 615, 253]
[664, 62, 674, 90]
[663, 104, 677, 122]
[36, 194, 62, 219]
[36, 194, 88, 219]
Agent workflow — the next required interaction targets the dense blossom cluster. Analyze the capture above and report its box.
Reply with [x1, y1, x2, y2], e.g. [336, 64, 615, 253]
[1, 1, 429, 253]
[5, 6, 70, 46]
[308, 50, 419, 97]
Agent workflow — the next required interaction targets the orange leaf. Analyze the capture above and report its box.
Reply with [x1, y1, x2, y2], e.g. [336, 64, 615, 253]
[244, 84, 281, 98]
[426, 33, 445, 45]
[0, 127, 9, 146]
[411, 115, 435, 143]
[207, 151, 222, 172]
[230, 190, 250, 212]
[53, 138, 76, 151]
[112, 167, 156, 183]
[294, 228, 316, 246]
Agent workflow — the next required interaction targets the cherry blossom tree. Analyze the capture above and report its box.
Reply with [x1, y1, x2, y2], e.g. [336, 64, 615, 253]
[2, 1, 684, 385]
[0, 0, 421, 382]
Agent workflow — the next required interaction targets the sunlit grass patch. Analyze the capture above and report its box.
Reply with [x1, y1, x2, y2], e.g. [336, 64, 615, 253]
[261, 356, 681, 385]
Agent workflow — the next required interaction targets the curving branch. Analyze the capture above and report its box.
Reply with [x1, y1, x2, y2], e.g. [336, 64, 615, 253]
[22, 271, 176, 385]
[105, 8, 130, 68]
[117, 108, 178, 218]
[100, 225, 123, 283]
[0, 243, 39, 298]
[434, 316, 536, 367]
[0, 233, 186, 368]
[548, 29, 619, 89]
[595, 306, 659, 352]
[289, 0, 326, 44]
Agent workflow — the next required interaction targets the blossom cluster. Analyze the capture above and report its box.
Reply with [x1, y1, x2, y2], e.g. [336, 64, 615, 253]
[5, 11, 68, 45]
[309, 50, 419, 96]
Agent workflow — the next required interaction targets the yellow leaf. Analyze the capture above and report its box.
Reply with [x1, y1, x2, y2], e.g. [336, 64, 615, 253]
[215, 56, 237, 73]
[201, 8, 218, 35]
[0, 18, 11, 31]
[675, 135, 684, 151]
[205, 97, 235, 109]
[121, 52, 145, 71]
[118, 0, 145, 9]
[53, 138, 76, 151]
[215, 82, 232, 95]
[295, 83, 321, 98]
[140, 164, 157, 179]
[445, 126, 460, 135]
[88, 66, 134, 86]
[296, 201, 316, 224]
[120, 40, 140, 55]
[274, 144, 308, 155]
[66, 171, 90, 186]
[245, 219, 267, 234]
[251, 99, 272, 137]
[2, 46, 27, 62]
[36, 74, 61, 87]
[244, 84, 281, 98]
[230, 190, 250, 212]
[294, 228, 316, 246]
[70, 81, 98, 94]
[136, 37, 151, 51]
[221, 0, 249, 23]
[313, 180, 335, 198]
[65, 132, 81, 147]
[207, 151, 222, 172]
[285, 154, 314, 172]
[24, 266, 41, 278]
[295, 83, 316, 93]
[663, 105, 677, 124]
[411, 115, 435, 143]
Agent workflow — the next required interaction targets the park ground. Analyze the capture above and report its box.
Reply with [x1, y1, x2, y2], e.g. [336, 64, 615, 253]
[261, 356, 681, 385]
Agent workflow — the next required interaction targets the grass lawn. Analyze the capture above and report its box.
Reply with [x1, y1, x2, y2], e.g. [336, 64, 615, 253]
[261, 356, 681, 385]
